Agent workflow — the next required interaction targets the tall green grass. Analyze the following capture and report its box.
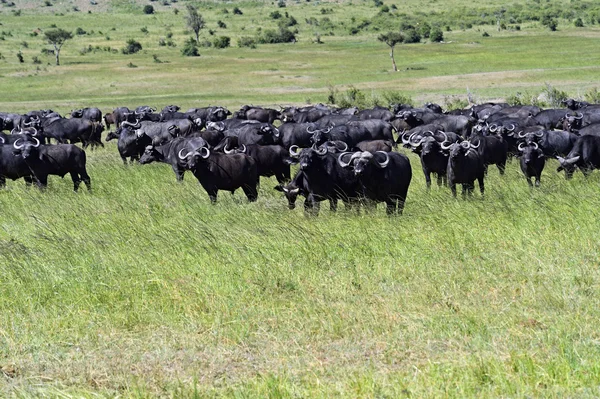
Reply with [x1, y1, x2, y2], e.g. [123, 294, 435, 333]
[2, 145, 600, 397]
[2, 0, 600, 396]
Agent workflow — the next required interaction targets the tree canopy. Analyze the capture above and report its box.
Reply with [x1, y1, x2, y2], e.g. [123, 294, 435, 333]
[44, 28, 72, 65]
[185, 5, 205, 43]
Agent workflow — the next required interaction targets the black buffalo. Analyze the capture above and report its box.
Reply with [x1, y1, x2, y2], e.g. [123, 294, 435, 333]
[442, 140, 485, 198]
[517, 142, 545, 187]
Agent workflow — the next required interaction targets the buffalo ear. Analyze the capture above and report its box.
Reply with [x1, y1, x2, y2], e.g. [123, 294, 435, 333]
[556, 165, 564, 172]
[284, 158, 298, 165]
[274, 185, 284, 192]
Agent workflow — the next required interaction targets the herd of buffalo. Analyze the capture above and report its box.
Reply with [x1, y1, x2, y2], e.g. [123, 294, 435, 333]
[1, 98, 600, 214]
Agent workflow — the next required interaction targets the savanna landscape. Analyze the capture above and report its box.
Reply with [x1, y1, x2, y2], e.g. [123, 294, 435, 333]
[1, 0, 600, 397]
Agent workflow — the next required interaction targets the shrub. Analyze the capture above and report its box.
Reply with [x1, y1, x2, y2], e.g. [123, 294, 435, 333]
[122, 39, 142, 54]
[257, 27, 296, 44]
[181, 37, 199, 56]
[382, 90, 413, 107]
[127, 62, 137, 68]
[403, 29, 421, 43]
[430, 27, 444, 42]
[418, 22, 431, 38]
[238, 36, 256, 48]
[17, 51, 24, 63]
[542, 83, 568, 107]
[140, 26, 148, 34]
[277, 0, 286, 7]
[270, 10, 282, 19]
[217, 20, 227, 28]
[584, 88, 600, 104]
[75, 27, 86, 35]
[574, 17, 584, 27]
[143, 5, 154, 14]
[443, 95, 468, 111]
[32, 56, 41, 64]
[233, 7, 243, 15]
[213, 36, 230, 48]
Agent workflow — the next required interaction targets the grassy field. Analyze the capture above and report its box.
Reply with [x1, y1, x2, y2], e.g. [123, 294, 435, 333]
[2, 0, 600, 397]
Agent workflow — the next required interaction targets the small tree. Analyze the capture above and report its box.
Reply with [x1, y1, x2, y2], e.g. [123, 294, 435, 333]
[44, 28, 72, 65]
[377, 31, 403, 72]
[185, 4, 205, 43]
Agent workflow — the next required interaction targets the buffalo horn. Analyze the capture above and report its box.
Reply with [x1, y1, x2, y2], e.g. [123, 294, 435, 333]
[306, 125, 316, 134]
[0, 137, 4, 144]
[31, 137, 40, 148]
[289, 145, 302, 158]
[223, 144, 234, 154]
[460, 141, 470, 149]
[518, 130, 527, 138]
[517, 142, 526, 152]
[505, 124, 515, 131]
[13, 139, 24, 150]
[574, 112, 583, 120]
[337, 152, 353, 168]
[375, 151, 390, 168]
[200, 147, 211, 159]
[273, 127, 280, 138]
[314, 145, 328, 156]
[178, 149, 192, 159]
[240, 144, 247, 153]
[532, 142, 539, 150]
[440, 141, 453, 150]
[489, 124, 498, 133]
[469, 140, 480, 149]
[535, 131, 544, 138]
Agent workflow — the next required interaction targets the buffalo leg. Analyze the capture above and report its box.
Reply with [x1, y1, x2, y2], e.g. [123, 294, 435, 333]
[81, 169, 92, 191]
[535, 175, 541, 187]
[242, 183, 258, 202]
[172, 166, 185, 181]
[35, 175, 48, 190]
[24, 176, 33, 187]
[70, 172, 82, 191]
[526, 176, 533, 187]
[121, 156, 128, 165]
[385, 199, 396, 215]
[424, 169, 432, 189]
[450, 183, 457, 198]
[0, 177, 5, 188]
[397, 196, 406, 215]
[497, 161, 506, 175]
[329, 198, 338, 212]
[478, 177, 485, 196]
[436, 174, 444, 187]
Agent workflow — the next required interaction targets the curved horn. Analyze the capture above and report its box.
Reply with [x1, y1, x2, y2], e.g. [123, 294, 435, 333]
[0, 137, 4, 144]
[574, 112, 583, 120]
[535, 131, 544, 137]
[375, 151, 389, 168]
[400, 131, 411, 145]
[178, 148, 192, 159]
[10, 128, 19, 135]
[505, 124, 515, 131]
[289, 145, 301, 158]
[518, 130, 527, 138]
[324, 126, 333, 134]
[200, 146, 211, 159]
[517, 142, 526, 152]
[437, 131, 449, 143]
[224, 144, 235, 154]
[423, 130, 434, 137]
[240, 144, 247, 153]
[306, 125, 316, 134]
[440, 141, 453, 150]
[489, 124, 498, 132]
[13, 138, 24, 150]
[460, 141, 470, 149]
[532, 142, 539, 150]
[469, 140, 480, 149]
[314, 145, 328, 156]
[336, 141, 348, 152]
[31, 137, 40, 148]
[122, 120, 141, 129]
[273, 127, 280, 138]
[337, 152, 353, 168]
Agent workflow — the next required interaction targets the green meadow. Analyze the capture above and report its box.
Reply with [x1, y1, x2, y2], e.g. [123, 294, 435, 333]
[1, 0, 600, 397]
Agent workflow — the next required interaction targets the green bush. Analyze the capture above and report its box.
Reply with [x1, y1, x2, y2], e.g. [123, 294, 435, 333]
[270, 10, 282, 19]
[213, 36, 230, 48]
[430, 27, 444, 42]
[122, 39, 142, 54]
[232, 7, 243, 15]
[75, 27, 86, 35]
[238, 36, 257, 48]
[257, 27, 296, 44]
[143, 5, 154, 14]
[584, 88, 600, 104]
[574, 17, 584, 27]
[403, 29, 421, 43]
[181, 37, 199, 56]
